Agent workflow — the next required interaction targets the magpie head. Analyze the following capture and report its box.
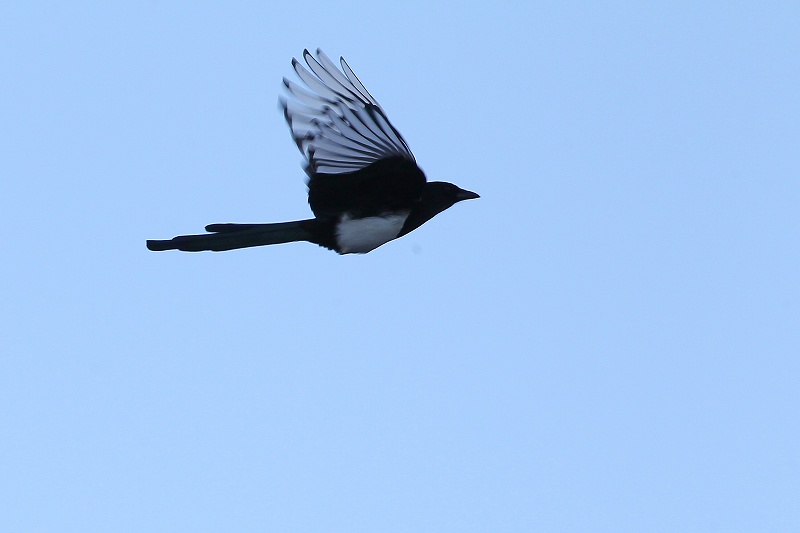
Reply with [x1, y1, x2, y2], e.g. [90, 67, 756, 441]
[397, 181, 479, 237]
[423, 182, 480, 212]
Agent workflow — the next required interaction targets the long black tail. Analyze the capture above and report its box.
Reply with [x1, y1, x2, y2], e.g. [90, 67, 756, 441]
[146, 220, 315, 252]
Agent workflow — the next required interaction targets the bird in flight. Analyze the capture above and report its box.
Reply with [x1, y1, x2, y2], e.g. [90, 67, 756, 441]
[146, 49, 479, 254]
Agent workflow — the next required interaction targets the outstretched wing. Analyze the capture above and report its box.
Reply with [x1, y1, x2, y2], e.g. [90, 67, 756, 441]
[281, 49, 416, 176]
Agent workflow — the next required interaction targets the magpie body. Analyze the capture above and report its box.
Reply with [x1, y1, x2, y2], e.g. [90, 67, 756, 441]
[146, 49, 478, 254]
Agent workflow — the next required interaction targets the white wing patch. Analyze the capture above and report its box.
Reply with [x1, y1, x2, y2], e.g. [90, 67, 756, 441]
[335, 212, 409, 254]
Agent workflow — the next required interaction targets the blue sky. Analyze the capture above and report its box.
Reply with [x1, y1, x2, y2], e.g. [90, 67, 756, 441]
[2, 2, 799, 531]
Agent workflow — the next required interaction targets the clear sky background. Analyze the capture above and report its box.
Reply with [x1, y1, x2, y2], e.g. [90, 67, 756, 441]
[2, 2, 799, 532]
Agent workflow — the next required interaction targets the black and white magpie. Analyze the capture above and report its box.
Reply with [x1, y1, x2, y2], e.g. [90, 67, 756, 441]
[146, 49, 479, 254]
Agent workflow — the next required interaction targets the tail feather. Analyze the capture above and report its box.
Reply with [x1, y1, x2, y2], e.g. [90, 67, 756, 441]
[146, 220, 314, 252]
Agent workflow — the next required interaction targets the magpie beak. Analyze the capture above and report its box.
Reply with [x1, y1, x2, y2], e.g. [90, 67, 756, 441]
[456, 189, 480, 201]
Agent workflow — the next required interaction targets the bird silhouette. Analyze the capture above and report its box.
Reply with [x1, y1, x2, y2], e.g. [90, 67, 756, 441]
[146, 49, 478, 254]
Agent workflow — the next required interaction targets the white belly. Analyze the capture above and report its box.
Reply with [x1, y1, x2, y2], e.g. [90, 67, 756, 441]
[335, 212, 409, 254]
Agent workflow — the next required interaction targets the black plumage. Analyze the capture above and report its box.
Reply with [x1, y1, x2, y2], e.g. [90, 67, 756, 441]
[146, 49, 478, 255]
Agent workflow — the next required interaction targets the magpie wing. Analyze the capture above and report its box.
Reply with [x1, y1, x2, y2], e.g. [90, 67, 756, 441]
[281, 49, 417, 176]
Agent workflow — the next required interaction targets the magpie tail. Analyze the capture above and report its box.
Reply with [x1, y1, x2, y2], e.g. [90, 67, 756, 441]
[146, 220, 315, 252]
